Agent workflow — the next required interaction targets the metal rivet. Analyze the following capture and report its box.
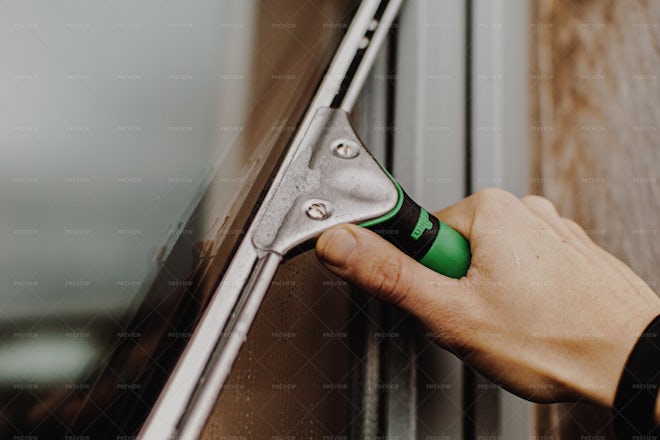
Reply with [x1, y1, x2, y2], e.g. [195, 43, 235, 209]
[306, 202, 329, 220]
[333, 140, 359, 159]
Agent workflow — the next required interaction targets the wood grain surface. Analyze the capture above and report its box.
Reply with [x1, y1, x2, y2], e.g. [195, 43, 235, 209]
[529, 0, 659, 437]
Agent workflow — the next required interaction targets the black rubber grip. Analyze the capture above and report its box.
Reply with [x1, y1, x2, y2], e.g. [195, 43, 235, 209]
[367, 190, 438, 261]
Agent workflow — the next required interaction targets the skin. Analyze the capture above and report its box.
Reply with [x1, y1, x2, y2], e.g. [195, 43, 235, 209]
[315, 188, 660, 421]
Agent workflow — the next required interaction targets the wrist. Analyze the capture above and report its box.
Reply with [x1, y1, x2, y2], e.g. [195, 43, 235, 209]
[565, 300, 660, 409]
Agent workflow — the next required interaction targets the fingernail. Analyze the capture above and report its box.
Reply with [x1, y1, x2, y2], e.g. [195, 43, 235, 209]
[320, 227, 356, 268]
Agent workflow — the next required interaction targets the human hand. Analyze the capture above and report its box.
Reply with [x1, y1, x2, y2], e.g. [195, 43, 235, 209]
[315, 188, 660, 410]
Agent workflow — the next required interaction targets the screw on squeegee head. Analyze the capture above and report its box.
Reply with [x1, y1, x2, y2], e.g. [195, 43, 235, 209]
[251, 107, 399, 258]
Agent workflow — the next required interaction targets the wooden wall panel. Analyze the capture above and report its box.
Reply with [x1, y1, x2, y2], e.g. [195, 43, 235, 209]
[529, 0, 659, 437]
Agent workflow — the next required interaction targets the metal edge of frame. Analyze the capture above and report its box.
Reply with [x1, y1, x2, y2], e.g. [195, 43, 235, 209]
[138, 1, 402, 438]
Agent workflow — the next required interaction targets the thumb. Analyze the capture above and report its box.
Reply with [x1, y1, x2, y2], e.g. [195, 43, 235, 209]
[315, 224, 468, 313]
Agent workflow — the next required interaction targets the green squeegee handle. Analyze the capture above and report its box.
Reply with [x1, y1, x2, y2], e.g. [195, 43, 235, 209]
[359, 178, 471, 279]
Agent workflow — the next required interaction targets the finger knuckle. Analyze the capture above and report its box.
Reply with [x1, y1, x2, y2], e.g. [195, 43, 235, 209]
[522, 194, 557, 212]
[472, 188, 520, 220]
[366, 256, 408, 306]
[474, 187, 516, 206]
[562, 217, 580, 229]
[562, 218, 590, 238]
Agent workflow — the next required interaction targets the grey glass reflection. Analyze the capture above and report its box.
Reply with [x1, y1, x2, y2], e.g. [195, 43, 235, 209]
[1, 2, 252, 320]
[0, 0, 355, 436]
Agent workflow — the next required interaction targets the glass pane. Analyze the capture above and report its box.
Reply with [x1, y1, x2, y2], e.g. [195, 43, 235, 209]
[0, 0, 357, 436]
